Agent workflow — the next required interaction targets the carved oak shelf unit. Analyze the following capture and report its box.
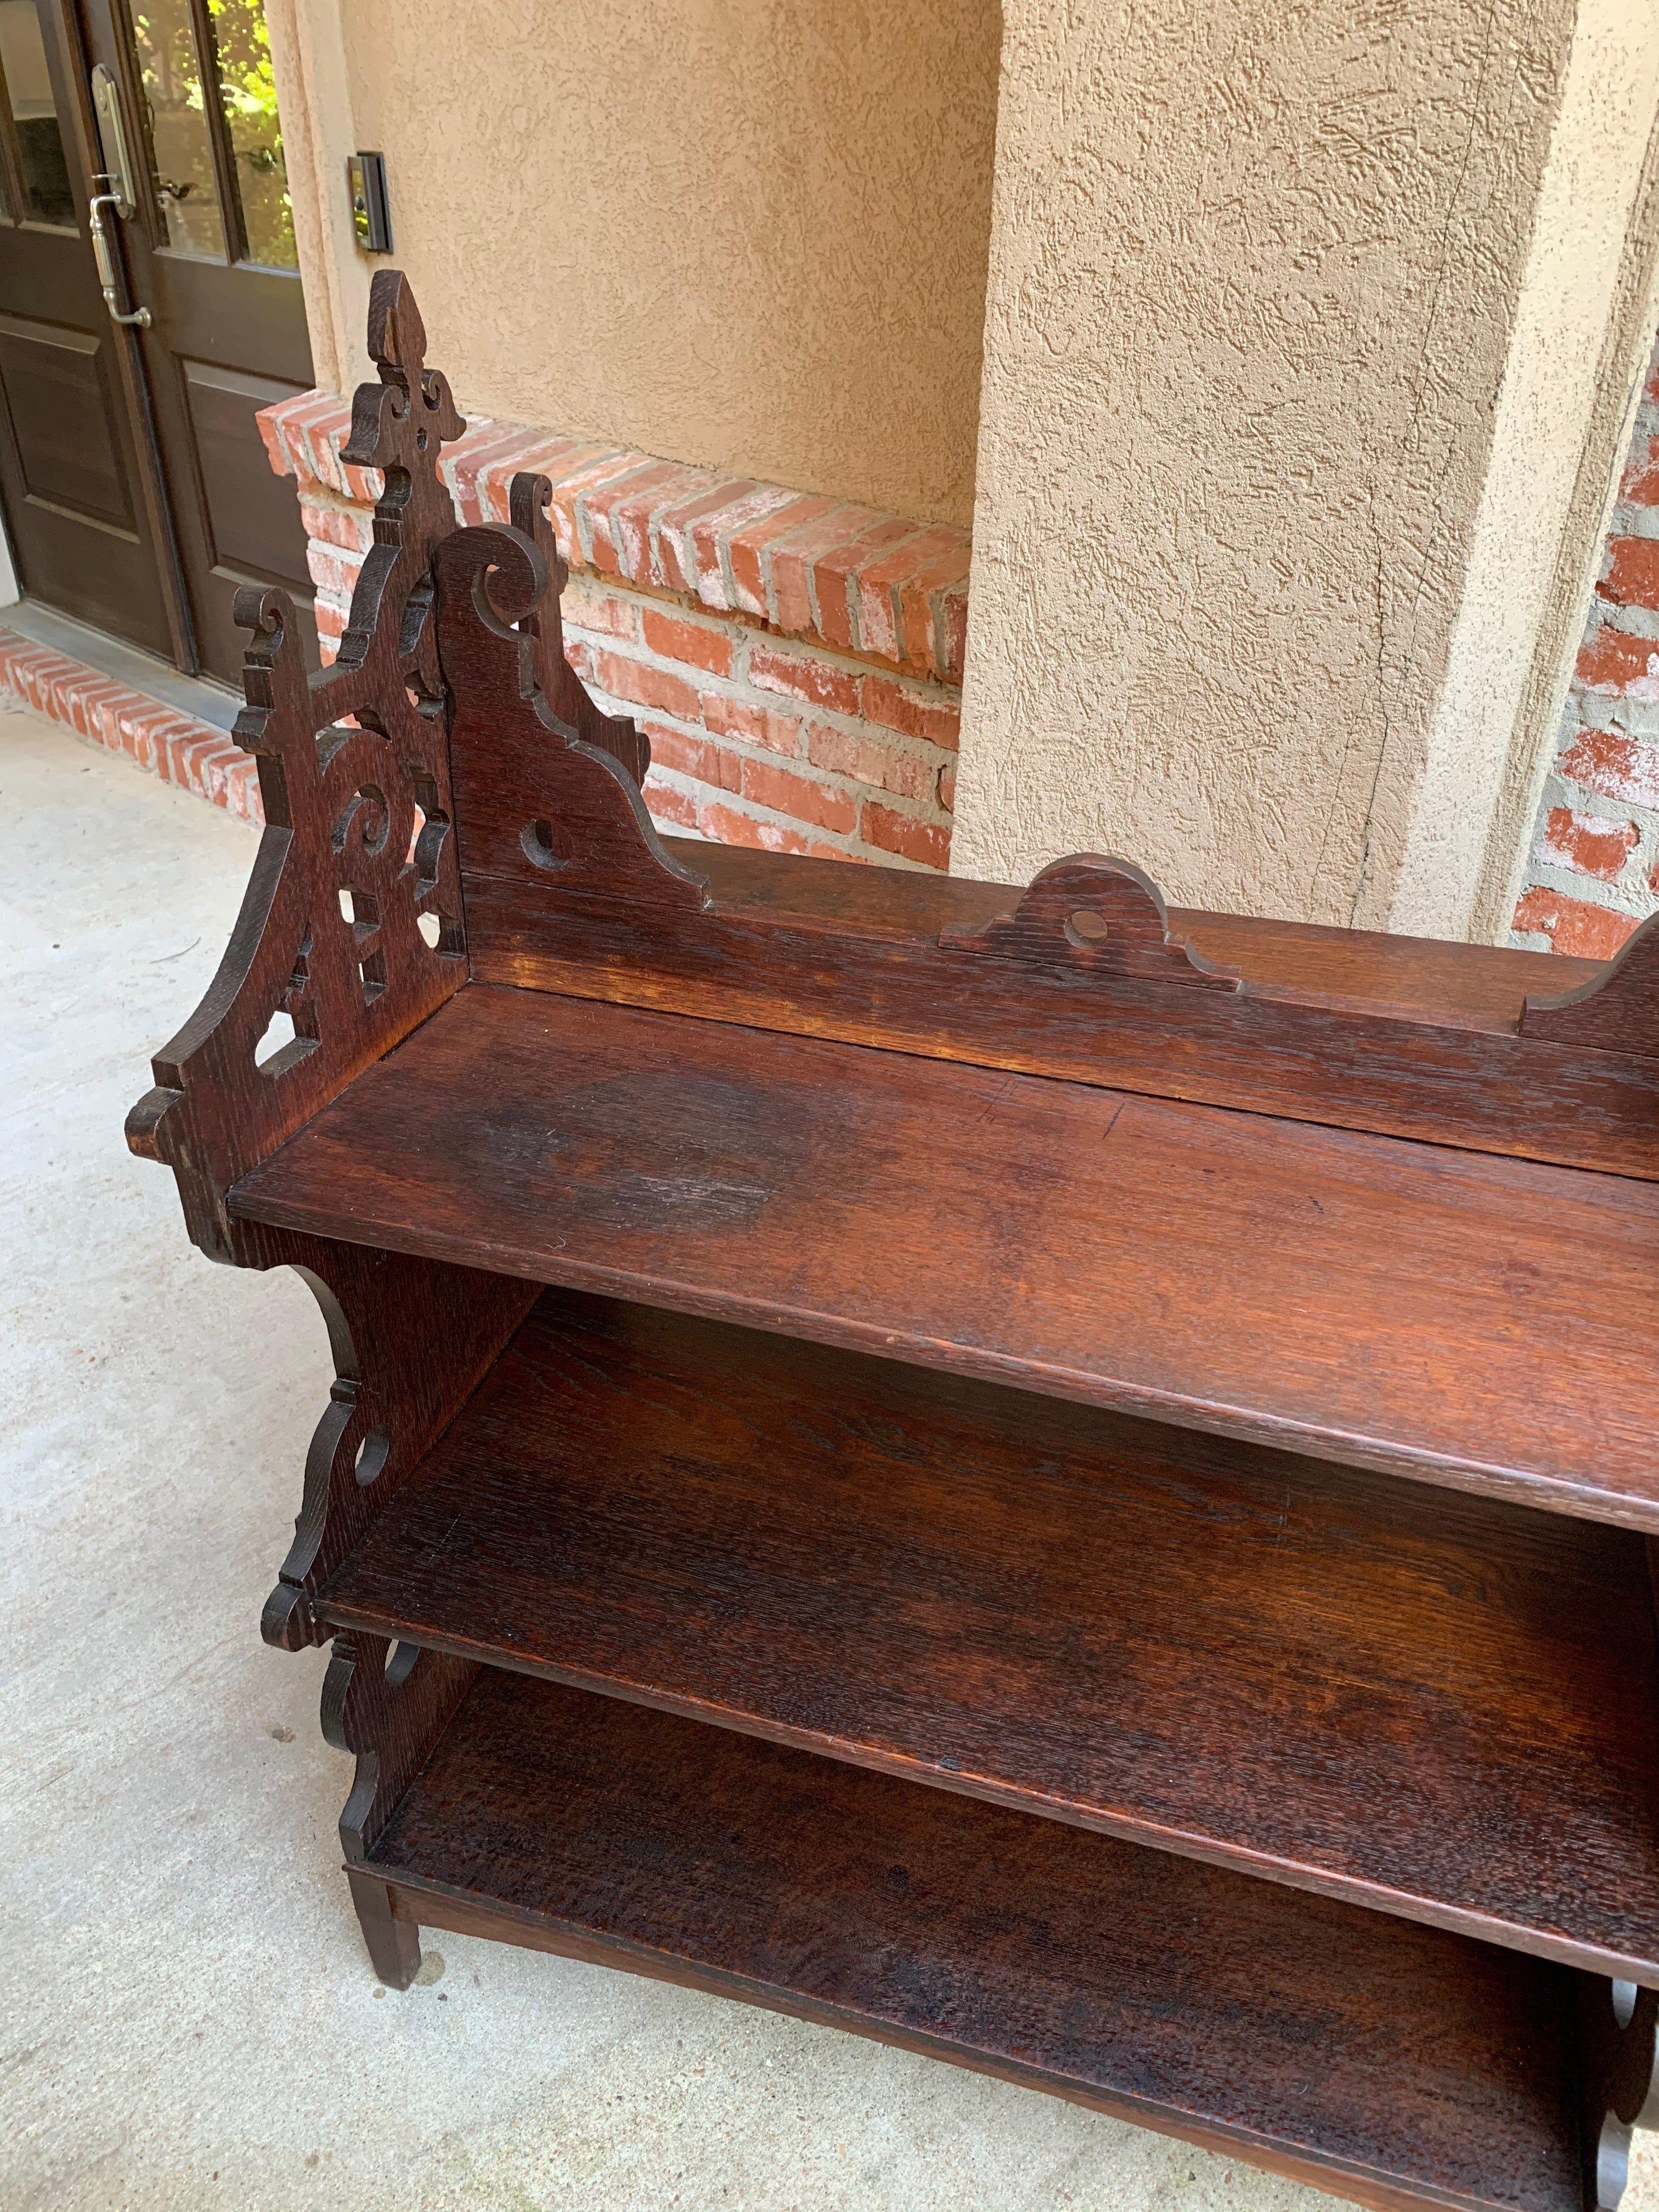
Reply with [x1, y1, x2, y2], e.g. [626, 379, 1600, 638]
[131, 276, 1659, 2212]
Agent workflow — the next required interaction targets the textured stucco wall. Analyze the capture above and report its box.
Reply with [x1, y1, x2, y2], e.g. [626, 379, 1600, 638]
[326, 0, 998, 528]
[951, 0, 1653, 924]
[1392, 0, 1659, 940]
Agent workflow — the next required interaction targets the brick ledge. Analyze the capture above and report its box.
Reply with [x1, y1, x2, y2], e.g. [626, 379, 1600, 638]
[0, 627, 262, 822]
[258, 393, 969, 687]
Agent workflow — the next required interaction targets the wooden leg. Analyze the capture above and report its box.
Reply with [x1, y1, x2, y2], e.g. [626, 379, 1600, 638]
[347, 1867, 420, 1989]
[324, 1634, 475, 1987]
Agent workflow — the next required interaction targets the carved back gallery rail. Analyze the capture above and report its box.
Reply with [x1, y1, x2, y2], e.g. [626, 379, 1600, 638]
[129, 272, 1659, 2212]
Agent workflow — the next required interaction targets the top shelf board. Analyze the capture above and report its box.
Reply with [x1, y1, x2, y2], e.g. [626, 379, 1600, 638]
[230, 983, 1659, 1530]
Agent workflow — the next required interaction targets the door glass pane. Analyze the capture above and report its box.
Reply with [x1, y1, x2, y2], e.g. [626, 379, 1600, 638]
[207, 0, 294, 269]
[131, 0, 227, 257]
[0, 1, 74, 225]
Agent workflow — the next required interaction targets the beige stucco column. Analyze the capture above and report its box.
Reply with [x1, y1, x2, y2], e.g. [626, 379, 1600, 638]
[264, 0, 373, 398]
[952, 0, 1659, 939]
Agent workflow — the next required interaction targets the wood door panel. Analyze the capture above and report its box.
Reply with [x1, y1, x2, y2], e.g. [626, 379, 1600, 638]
[147, 252, 314, 383]
[0, 312, 132, 529]
[138, 279, 317, 679]
[180, 356, 309, 589]
[0, 11, 175, 657]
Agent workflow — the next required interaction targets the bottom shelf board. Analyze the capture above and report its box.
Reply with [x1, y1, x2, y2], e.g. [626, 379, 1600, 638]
[369, 1668, 1590, 2212]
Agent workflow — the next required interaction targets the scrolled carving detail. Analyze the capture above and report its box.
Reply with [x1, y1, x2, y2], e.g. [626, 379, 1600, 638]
[1584, 1976, 1659, 2210]
[940, 855, 1240, 992]
[321, 1629, 476, 1865]
[259, 1354, 387, 1654]
[126, 272, 475, 1259]
[508, 470, 652, 789]
[433, 512, 709, 909]
[257, 1233, 536, 1654]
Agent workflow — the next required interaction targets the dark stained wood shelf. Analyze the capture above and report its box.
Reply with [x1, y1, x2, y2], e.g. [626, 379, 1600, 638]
[232, 983, 1659, 1531]
[130, 278, 1659, 2212]
[317, 1289, 1659, 1983]
[369, 1665, 1595, 2212]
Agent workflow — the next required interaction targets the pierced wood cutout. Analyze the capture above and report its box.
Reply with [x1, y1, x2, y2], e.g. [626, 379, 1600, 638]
[1582, 1977, 1659, 2209]
[1521, 912, 1659, 1058]
[125, 270, 473, 1259]
[432, 514, 710, 908]
[249, 1226, 535, 1654]
[940, 855, 1241, 991]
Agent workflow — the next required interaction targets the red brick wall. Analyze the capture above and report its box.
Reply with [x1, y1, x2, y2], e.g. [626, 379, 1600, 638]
[261, 394, 966, 871]
[1513, 341, 1659, 956]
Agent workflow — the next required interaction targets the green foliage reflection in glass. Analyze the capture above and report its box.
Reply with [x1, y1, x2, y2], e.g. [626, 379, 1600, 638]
[130, 0, 295, 268]
[209, 0, 294, 268]
[131, 0, 224, 256]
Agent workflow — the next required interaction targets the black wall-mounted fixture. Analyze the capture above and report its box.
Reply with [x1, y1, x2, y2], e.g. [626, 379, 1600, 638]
[348, 153, 393, 254]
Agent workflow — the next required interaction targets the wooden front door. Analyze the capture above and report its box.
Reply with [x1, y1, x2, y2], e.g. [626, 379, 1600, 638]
[0, 0, 177, 655]
[0, 0, 317, 684]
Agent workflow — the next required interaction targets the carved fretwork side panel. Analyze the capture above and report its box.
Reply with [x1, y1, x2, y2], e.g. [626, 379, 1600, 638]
[126, 272, 476, 1260]
[246, 1226, 537, 1654]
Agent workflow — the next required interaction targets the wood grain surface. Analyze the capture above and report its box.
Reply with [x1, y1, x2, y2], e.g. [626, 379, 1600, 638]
[317, 1289, 1659, 1982]
[424, 507, 1659, 1181]
[369, 1668, 1589, 2212]
[232, 986, 1659, 1527]
[458, 847, 1659, 1180]
[672, 843, 1608, 1022]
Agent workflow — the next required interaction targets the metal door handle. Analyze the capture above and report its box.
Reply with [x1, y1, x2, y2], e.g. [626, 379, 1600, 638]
[88, 188, 151, 328]
[91, 65, 139, 216]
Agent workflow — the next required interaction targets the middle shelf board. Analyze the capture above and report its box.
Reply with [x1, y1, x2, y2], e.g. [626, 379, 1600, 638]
[230, 984, 1659, 1530]
[318, 1288, 1659, 1984]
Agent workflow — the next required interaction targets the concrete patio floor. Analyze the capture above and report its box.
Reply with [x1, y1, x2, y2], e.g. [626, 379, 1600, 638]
[4, 700, 1647, 2212]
